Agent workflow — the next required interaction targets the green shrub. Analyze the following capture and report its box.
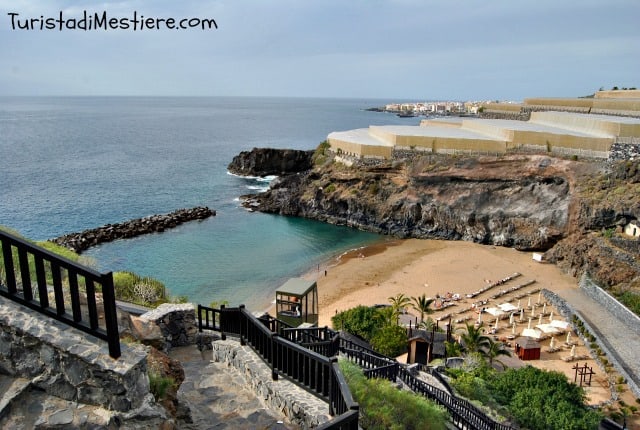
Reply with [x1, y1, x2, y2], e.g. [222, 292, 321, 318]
[324, 183, 336, 194]
[312, 140, 331, 166]
[370, 324, 407, 357]
[113, 271, 166, 306]
[332, 306, 382, 341]
[488, 366, 602, 429]
[339, 359, 448, 429]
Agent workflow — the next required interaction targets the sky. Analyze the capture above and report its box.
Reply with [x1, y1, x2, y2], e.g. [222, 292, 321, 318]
[0, 0, 639, 101]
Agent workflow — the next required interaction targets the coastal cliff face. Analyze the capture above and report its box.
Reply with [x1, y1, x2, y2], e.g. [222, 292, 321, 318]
[227, 147, 314, 177]
[244, 154, 573, 250]
[239, 148, 640, 293]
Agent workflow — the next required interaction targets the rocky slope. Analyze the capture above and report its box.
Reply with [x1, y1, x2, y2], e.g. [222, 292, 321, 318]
[238, 148, 640, 295]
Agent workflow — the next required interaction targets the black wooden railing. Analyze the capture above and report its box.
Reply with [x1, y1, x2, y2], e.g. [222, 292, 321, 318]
[0, 230, 120, 358]
[198, 303, 518, 430]
[197, 304, 359, 429]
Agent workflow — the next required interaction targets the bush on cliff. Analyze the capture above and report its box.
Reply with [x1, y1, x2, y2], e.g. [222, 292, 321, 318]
[113, 271, 167, 306]
[312, 140, 331, 166]
[339, 359, 448, 429]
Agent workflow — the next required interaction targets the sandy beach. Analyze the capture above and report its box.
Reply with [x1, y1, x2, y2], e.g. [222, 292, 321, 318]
[312, 238, 578, 326]
[278, 237, 614, 406]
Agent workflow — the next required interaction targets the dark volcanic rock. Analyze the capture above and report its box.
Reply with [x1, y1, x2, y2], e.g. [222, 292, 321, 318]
[227, 147, 314, 177]
[51, 206, 215, 253]
[241, 155, 572, 251]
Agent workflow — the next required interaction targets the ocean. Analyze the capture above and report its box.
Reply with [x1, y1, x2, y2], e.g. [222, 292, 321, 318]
[0, 96, 420, 310]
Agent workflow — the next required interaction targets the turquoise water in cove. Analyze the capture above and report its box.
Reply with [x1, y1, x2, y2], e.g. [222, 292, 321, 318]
[0, 96, 419, 309]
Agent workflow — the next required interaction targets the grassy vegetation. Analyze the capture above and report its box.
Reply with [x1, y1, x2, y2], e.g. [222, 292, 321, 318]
[148, 372, 175, 401]
[447, 362, 602, 430]
[332, 305, 408, 357]
[339, 359, 448, 430]
[112, 271, 167, 306]
[312, 140, 331, 166]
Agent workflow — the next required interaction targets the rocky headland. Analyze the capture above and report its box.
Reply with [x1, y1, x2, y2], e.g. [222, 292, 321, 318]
[227, 147, 314, 177]
[237, 147, 640, 300]
[51, 206, 215, 253]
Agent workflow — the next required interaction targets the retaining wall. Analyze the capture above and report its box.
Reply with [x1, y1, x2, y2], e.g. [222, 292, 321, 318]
[0, 296, 151, 412]
[211, 339, 330, 429]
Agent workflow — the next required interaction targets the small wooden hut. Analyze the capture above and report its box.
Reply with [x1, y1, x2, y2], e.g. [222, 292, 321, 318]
[275, 278, 318, 327]
[514, 336, 541, 361]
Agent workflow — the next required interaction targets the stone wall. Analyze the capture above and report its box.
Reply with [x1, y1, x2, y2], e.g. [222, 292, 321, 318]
[211, 339, 330, 429]
[138, 303, 198, 351]
[0, 296, 151, 412]
[542, 284, 640, 399]
[579, 273, 640, 339]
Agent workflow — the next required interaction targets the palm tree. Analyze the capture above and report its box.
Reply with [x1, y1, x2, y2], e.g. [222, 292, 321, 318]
[457, 322, 490, 354]
[411, 293, 435, 323]
[388, 293, 411, 322]
[481, 338, 512, 369]
[418, 316, 437, 332]
[445, 340, 463, 357]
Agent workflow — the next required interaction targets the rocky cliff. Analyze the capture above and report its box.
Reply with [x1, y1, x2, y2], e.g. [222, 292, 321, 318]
[227, 147, 314, 177]
[238, 148, 640, 295]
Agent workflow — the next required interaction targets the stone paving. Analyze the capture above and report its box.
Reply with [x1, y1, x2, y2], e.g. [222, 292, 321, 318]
[556, 287, 640, 396]
[170, 345, 300, 429]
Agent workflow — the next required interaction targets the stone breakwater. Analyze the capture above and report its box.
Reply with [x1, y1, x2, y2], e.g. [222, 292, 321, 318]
[51, 206, 215, 253]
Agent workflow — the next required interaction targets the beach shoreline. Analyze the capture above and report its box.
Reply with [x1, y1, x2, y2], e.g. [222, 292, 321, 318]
[264, 237, 581, 326]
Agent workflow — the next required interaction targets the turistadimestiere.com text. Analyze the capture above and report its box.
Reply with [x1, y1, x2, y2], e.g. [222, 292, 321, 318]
[7, 10, 218, 31]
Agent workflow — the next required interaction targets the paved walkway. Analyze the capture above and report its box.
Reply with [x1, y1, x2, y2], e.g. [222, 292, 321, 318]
[169, 345, 299, 430]
[556, 287, 640, 393]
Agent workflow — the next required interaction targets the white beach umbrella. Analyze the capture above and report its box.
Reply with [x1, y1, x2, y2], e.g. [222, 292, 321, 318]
[509, 313, 514, 325]
[519, 308, 524, 322]
[494, 318, 499, 331]
[570, 345, 576, 358]
[517, 299, 521, 309]
[549, 311, 554, 322]
[566, 332, 572, 344]
[538, 314, 543, 325]
[512, 322, 517, 335]
[542, 303, 547, 315]
[531, 307, 536, 318]
[550, 336, 556, 349]
[477, 312, 482, 324]
[527, 317, 532, 330]
[527, 296, 532, 308]
[538, 291, 542, 304]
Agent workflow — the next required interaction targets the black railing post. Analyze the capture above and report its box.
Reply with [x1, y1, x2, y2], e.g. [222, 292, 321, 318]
[100, 272, 121, 359]
[220, 304, 226, 340]
[271, 333, 279, 380]
[239, 304, 246, 346]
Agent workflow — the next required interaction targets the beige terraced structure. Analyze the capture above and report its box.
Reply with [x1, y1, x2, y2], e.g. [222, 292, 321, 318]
[328, 91, 640, 160]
